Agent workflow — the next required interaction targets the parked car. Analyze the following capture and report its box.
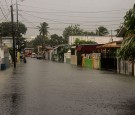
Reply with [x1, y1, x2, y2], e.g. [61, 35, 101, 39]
[31, 53, 37, 58]
[36, 54, 43, 59]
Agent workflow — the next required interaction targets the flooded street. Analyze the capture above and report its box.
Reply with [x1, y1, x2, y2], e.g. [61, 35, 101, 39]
[0, 58, 135, 115]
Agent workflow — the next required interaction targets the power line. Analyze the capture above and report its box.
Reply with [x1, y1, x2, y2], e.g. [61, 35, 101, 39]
[0, 7, 8, 21]
[18, 4, 125, 19]
[0, 11, 10, 22]
[4, 0, 10, 11]
[21, 12, 123, 24]
[0, 1, 7, 16]
[20, 9, 127, 14]
[26, 26, 117, 32]
[21, 20, 122, 28]
[18, 4, 128, 13]
[19, 14, 37, 28]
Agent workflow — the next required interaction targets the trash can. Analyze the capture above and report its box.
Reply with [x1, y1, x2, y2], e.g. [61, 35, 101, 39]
[1, 64, 6, 70]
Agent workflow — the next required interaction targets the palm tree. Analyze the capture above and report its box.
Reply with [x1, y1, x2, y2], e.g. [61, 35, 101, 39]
[118, 4, 135, 76]
[96, 26, 109, 36]
[37, 22, 49, 56]
[37, 22, 49, 37]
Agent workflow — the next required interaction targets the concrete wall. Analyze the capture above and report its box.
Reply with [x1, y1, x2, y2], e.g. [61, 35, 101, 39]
[83, 58, 93, 69]
[2, 37, 13, 48]
[0, 46, 10, 70]
[92, 53, 101, 69]
[64, 53, 71, 63]
[66, 58, 71, 64]
[117, 59, 135, 76]
[45, 50, 53, 60]
[71, 55, 77, 65]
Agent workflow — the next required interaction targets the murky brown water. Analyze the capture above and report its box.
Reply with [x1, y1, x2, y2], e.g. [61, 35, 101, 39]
[0, 58, 135, 115]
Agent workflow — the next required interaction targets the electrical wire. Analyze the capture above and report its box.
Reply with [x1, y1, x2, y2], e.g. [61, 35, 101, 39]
[19, 14, 37, 28]
[0, 1, 7, 16]
[20, 11, 123, 24]
[20, 9, 127, 14]
[18, 4, 128, 13]
[4, 0, 10, 11]
[0, 6, 8, 21]
[0, 11, 10, 22]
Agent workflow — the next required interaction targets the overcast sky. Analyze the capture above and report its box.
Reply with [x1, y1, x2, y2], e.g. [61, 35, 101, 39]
[0, 0, 135, 38]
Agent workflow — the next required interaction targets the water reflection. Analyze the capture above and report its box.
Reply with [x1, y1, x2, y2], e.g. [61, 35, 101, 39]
[0, 67, 24, 115]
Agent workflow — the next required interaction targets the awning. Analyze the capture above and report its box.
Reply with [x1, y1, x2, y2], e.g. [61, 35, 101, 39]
[77, 44, 101, 53]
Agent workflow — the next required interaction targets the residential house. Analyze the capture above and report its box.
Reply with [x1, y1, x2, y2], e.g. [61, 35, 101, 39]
[2, 37, 13, 48]
[97, 41, 122, 71]
[76, 44, 102, 68]
[0, 35, 10, 70]
[69, 36, 123, 45]
[116, 27, 135, 76]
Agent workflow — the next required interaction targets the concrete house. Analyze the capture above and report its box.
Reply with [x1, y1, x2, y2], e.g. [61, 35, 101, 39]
[69, 36, 123, 45]
[0, 36, 10, 70]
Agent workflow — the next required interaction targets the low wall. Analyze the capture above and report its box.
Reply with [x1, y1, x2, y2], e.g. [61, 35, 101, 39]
[83, 58, 93, 69]
[71, 55, 77, 65]
[66, 58, 70, 64]
[117, 60, 134, 76]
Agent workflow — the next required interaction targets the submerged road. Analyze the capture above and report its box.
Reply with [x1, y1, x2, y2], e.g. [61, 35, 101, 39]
[0, 58, 135, 115]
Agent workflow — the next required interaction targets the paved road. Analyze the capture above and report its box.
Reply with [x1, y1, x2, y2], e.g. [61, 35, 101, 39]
[0, 58, 135, 115]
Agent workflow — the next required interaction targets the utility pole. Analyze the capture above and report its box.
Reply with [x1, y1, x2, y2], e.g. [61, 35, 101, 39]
[111, 30, 113, 42]
[11, 5, 16, 68]
[16, 0, 20, 51]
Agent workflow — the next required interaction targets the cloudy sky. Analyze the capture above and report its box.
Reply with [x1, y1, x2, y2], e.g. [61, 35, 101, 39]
[0, 0, 135, 38]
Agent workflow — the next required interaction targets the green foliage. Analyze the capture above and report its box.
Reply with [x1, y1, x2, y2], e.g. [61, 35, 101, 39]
[118, 36, 135, 63]
[124, 4, 135, 31]
[50, 34, 66, 46]
[37, 22, 49, 37]
[82, 31, 97, 36]
[118, 4, 135, 76]
[52, 54, 58, 61]
[118, 4, 135, 63]
[63, 24, 84, 43]
[30, 35, 49, 52]
[57, 45, 71, 62]
[96, 26, 109, 36]
[18, 37, 27, 51]
[0, 22, 27, 37]
[74, 38, 97, 45]
[63, 24, 109, 43]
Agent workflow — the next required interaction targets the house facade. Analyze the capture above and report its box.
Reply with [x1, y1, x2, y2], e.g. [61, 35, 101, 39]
[2, 37, 13, 48]
[69, 36, 123, 45]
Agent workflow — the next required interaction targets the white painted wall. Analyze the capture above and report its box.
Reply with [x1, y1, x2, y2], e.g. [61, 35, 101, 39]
[0, 48, 4, 59]
[69, 36, 123, 45]
[64, 53, 71, 63]
[117, 59, 135, 76]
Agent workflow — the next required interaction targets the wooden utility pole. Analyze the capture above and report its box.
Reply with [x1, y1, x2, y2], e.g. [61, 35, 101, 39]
[11, 5, 16, 68]
[16, 0, 20, 51]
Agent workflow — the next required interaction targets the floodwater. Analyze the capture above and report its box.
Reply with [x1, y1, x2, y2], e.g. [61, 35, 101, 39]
[0, 58, 135, 115]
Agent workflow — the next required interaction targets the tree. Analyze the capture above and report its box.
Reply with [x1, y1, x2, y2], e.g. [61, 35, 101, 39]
[50, 34, 65, 46]
[118, 4, 135, 76]
[19, 37, 27, 50]
[57, 45, 71, 62]
[31, 35, 49, 52]
[0, 22, 27, 37]
[96, 26, 109, 36]
[37, 22, 49, 37]
[83, 31, 97, 36]
[63, 24, 84, 43]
